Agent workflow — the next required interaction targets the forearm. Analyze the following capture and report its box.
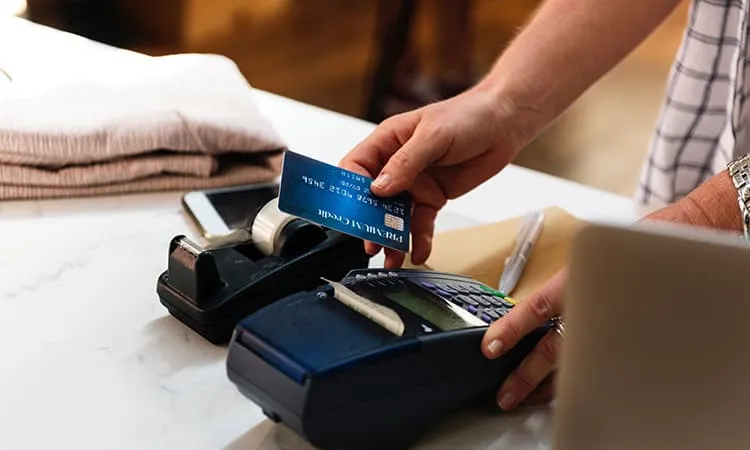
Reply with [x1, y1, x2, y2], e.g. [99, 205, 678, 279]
[645, 170, 743, 233]
[474, 0, 681, 146]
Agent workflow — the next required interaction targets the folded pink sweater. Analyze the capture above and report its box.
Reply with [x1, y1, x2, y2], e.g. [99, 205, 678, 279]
[0, 19, 285, 200]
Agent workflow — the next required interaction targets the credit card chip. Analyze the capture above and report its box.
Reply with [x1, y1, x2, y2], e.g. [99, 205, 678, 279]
[384, 213, 404, 232]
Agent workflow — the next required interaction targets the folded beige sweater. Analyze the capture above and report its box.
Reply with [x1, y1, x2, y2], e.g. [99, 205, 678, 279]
[0, 18, 286, 200]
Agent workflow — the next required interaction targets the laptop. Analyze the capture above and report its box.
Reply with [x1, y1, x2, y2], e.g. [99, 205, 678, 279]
[552, 221, 750, 450]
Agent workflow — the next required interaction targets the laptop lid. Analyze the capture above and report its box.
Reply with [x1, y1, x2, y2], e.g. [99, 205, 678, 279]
[553, 222, 750, 450]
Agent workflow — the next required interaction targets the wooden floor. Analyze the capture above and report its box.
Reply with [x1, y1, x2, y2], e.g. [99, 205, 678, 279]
[121, 1, 692, 197]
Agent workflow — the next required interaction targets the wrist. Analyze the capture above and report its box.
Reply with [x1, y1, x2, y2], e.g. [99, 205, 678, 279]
[469, 77, 548, 155]
[640, 169, 742, 233]
[674, 170, 742, 232]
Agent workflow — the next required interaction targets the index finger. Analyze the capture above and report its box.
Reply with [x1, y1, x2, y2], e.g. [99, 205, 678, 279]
[338, 113, 421, 178]
[481, 268, 568, 359]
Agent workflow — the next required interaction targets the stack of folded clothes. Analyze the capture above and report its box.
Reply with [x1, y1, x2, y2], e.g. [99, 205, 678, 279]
[0, 18, 286, 200]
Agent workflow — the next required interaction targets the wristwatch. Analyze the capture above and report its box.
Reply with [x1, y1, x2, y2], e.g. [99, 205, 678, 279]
[727, 153, 750, 241]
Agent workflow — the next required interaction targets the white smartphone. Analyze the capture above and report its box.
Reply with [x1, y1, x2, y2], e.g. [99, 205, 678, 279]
[181, 182, 280, 239]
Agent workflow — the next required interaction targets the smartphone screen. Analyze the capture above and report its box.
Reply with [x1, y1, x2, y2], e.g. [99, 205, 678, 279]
[182, 183, 280, 236]
[206, 185, 279, 229]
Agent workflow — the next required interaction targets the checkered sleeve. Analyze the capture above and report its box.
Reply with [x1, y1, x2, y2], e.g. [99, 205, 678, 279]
[636, 0, 747, 209]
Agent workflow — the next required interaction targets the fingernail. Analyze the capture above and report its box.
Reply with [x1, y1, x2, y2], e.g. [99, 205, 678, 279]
[371, 173, 391, 190]
[498, 392, 517, 410]
[487, 339, 503, 357]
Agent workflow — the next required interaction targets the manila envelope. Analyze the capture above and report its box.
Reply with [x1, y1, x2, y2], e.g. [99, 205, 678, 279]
[403, 207, 586, 302]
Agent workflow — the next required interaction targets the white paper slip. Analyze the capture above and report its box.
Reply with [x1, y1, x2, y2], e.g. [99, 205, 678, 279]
[322, 278, 405, 336]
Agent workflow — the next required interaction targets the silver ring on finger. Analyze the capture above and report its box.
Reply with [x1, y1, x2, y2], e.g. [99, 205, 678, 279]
[550, 315, 565, 337]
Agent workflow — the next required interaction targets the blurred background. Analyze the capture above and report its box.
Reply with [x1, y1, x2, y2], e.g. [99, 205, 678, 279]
[4, 0, 689, 198]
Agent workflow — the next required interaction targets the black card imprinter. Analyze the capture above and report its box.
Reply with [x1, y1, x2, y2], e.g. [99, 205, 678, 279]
[226, 268, 548, 449]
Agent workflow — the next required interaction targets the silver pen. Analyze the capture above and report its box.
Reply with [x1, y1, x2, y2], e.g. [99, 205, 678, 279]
[498, 210, 545, 296]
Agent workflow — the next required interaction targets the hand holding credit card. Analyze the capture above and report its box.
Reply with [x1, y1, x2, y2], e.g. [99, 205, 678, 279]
[278, 151, 412, 252]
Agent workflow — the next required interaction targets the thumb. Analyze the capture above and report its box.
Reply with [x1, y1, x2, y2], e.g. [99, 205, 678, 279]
[370, 127, 444, 197]
[482, 267, 569, 359]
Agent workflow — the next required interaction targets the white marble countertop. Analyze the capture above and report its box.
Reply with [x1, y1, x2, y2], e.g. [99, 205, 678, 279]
[0, 17, 638, 450]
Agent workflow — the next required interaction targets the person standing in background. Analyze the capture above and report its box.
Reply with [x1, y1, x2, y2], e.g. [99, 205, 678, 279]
[370, 0, 475, 121]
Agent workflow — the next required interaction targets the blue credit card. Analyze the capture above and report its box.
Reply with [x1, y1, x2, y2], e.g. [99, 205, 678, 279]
[278, 151, 411, 252]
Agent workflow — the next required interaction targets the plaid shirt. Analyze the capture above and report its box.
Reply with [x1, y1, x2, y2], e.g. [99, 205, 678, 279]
[637, 0, 749, 208]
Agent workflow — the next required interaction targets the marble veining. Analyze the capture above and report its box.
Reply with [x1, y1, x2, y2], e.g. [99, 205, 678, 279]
[0, 193, 555, 450]
[0, 20, 636, 448]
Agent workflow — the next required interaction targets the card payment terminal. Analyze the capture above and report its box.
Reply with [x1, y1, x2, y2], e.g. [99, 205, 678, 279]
[226, 268, 549, 449]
